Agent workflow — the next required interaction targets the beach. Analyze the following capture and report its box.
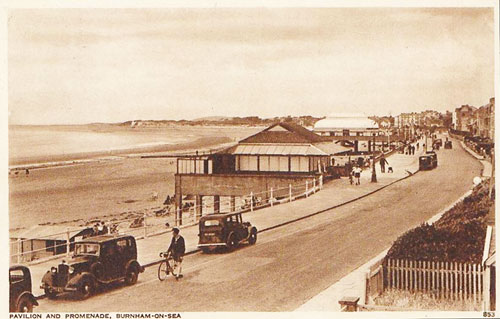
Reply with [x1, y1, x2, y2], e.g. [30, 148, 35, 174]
[8, 124, 261, 232]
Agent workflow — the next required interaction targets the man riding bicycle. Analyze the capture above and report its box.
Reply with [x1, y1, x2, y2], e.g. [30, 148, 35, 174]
[167, 228, 185, 280]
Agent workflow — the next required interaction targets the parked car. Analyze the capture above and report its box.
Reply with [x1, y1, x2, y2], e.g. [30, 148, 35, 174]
[426, 151, 438, 168]
[420, 151, 438, 170]
[198, 212, 257, 253]
[41, 235, 144, 299]
[9, 265, 38, 312]
[444, 141, 452, 149]
[434, 139, 443, 147]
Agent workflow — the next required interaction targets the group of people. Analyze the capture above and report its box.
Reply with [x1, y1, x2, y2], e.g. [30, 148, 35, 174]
[405, 144, 417, 155]
[91, 222, 108, 236]
[348, 154, 393, 185]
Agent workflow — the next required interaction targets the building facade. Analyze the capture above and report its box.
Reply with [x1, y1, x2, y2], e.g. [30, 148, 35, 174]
[454, 104, 478, 132]
[174, 122, 335, 224]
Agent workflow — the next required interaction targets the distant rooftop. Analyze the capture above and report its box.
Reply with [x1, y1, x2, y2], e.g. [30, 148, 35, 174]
[239, 122, 324, 144]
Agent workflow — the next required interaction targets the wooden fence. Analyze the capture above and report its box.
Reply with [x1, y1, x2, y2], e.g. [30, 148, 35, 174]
[385, 259, 484, 301]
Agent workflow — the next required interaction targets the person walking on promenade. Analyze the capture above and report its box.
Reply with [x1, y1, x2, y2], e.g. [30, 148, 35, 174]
[167, 227, 185, 280]
[416, 142, 419, 151]
[353, 165, 362, 185]
[379, 155, 389, 173]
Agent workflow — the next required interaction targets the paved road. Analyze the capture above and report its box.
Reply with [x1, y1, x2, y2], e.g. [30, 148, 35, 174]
[36, 140, 481, 312]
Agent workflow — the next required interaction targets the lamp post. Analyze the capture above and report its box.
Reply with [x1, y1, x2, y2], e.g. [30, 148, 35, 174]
[371, 133, 377, 183]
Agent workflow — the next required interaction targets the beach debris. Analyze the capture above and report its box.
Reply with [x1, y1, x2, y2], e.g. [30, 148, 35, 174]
[154, 206, 170, 217]
[129, 217, 144, 228]
[151, 191, 159, 201]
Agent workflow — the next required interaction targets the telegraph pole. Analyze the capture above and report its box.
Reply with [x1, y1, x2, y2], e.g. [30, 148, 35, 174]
[371, 133, 377, 183]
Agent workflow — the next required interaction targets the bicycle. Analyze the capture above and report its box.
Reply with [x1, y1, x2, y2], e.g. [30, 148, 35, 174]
[158, 252, 175, 281]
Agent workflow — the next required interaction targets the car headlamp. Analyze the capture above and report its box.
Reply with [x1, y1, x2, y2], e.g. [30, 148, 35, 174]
[51, 267, 57, 273]
[68, 266, 74, 274]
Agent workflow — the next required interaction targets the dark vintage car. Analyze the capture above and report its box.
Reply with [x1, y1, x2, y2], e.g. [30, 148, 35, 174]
[433, 139, 443, 147]
[444, 140, 453, 149]
[9, 265, 38, 312]
[426, 151, 438, 167]
[198, 212, 257, 252]
[41, 235, 144, 299]
[419, 151, 438, 170]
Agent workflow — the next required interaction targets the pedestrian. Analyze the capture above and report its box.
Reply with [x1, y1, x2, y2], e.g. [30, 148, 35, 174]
[379, 155, 389, 173]
[416, 142, 419, 150]
[353, 165, 362, 185]
[99, 221, 108, 235]
[25, 169, 29, 176]
[163, 195, 171, 205]
[167, 227, 185, 280]
[92, 223, 99, 236]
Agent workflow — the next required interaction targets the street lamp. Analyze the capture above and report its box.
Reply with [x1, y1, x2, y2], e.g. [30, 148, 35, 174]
[371, 133, 377, 183]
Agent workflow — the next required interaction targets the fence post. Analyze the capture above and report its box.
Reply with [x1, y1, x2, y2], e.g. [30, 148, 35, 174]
[270, 188, 273, 207]
[66, 227, 70, 257]
[473, 264, 477, 303]
[250, 192, 254, 212]
[313, 178, 316, 193]
[193, 201, 197, 223]
[362, 270, 369, 304]
[319, 175, 323, 189]
[289, 184, 292, 202]
[305, 180, 309, 197]
[143, 212, 147, 238]
[17, 238, 21, 264]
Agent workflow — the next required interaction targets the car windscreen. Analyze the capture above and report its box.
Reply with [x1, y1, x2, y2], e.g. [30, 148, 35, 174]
[74, 243, 100, 256]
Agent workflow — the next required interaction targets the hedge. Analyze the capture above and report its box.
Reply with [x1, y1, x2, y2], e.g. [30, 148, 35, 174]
[386, 181, 493, 263]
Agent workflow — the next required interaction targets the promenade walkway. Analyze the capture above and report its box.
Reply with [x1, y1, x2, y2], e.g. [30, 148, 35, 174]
[27, 146, 424, 298]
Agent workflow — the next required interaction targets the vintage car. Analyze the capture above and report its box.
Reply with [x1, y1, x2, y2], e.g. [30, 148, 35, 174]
[433, 138, 443, 147]
[444, 140, 452, 149]
[426, 151, 438, 168]
[9, 265, 38, 312]
[198, 212, 257, 252]
[41, 235, 144, 299]
[419, 151, 438, 170]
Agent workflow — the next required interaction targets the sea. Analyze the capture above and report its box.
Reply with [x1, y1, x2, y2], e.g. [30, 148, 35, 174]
[8, 124, 258, 165]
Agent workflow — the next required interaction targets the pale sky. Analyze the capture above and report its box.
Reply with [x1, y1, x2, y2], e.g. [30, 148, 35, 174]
[8, 8, 495, 125]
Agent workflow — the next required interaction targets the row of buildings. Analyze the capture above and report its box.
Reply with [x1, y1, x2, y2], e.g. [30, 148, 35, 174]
[394, 110, 451, 129]
[452, 97, 495, 140]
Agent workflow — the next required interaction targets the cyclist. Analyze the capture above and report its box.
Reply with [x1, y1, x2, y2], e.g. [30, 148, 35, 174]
[167, 228, 185, 280]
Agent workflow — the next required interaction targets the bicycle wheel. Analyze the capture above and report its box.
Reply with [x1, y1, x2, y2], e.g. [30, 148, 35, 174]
[158, 260, 169, 281]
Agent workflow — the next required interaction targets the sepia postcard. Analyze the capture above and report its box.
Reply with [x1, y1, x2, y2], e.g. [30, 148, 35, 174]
[3, 0, 498, 318]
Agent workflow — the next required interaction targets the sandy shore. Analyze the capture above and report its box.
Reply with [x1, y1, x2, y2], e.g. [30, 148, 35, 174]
[8, 124, 261, 233]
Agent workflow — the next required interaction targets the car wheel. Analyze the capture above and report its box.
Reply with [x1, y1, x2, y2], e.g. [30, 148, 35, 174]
[226, 233, 237, 252]
[78, 277, 95, 299]
[16, 295, 34, 312]
[44, 288, 57, 300]
[248, 229, 257, 245]
[125, 265, 138, 285]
